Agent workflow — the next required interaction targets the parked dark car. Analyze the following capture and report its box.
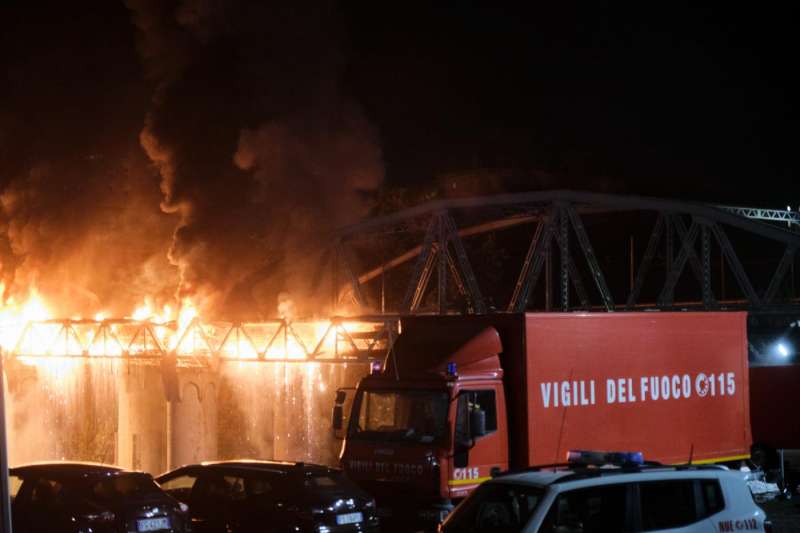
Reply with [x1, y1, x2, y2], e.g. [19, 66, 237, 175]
[156, 460, 380, 533]
[9, 462, 189, 533]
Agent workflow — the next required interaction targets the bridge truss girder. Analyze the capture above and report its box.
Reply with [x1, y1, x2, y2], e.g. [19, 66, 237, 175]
[334, 190, 800, 314]
[9, 317, 395, 364]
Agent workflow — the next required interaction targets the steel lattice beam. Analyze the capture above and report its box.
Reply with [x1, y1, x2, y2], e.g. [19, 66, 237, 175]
[338, 190, 800, 247]
[508, 209, 558, 312]
[710, 223, 760, 305]
[437, 216, 448, 314]
[335, 191, 800, 314]
[442, 213, 486, 313]
[336, 241, 367, 309]
[508, 220, 545, 312]
[401, 214, 440, 313]
[716, 205, 800, 227]
[765, 245, 797, 303]
[558, 205, 570, 310]
[567, 206, 615, 311]
[551, 207, 591, 311]
[658, 219, 701, 307]
[701, 223, 714, 308]
[626, 214, 665, 309]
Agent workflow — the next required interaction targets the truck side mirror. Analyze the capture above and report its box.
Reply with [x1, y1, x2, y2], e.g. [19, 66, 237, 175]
[332, 388, 350, 439]
[335, 389, 347, 404]
[332, 405, 344, 431]
[470, 408, 487, 438]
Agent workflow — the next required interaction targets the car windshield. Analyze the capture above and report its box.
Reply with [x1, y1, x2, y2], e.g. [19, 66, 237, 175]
[351, 389, 449, 443]
[91, 473, 163, 502]
[441, 483, 544, 533]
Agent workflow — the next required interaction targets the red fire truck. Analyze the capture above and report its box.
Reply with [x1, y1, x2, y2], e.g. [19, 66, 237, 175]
[332, 312, 753, 528]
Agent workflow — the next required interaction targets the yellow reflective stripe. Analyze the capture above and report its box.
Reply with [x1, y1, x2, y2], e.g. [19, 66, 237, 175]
[669, 453, 750, 465]
[448, 476, 492, 486]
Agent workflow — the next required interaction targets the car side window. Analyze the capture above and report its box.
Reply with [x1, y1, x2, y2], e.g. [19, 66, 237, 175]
[241, 475, 277, 515]
[455, 390, 498, 442]
[224, 476, 246, 501]
[473, 390, 498, 432]
[158, 474, 198, 503]
[698, 479, 725, 518]
[444, 483, 544, 532]
[540, 483, 628, 533]
[193, 475, 234, 505]
[639, 480, 696, 531]
[28, 478, 64, 507]
[9, 476, 23, 502]
[245, 476, 273, 498]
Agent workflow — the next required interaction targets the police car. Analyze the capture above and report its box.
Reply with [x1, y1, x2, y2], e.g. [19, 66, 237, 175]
[440, 450, 772, 532]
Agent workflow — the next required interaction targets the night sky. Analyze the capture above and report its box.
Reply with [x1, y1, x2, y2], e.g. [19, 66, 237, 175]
[3, 3, 797, 203]
[1, 2, 798, 314]
[343, 4, 799, 204]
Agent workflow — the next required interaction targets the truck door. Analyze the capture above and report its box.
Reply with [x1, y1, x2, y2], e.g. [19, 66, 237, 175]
[451, 387, 508, 494]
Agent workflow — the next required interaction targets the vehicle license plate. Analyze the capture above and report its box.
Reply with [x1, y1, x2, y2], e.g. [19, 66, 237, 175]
[137, 517, 171, 531]
[336, 512, 363, 525]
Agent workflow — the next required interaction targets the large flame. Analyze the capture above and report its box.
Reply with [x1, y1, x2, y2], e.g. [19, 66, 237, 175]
[0, 290, 385, 360]
[0, 288, 52, 353]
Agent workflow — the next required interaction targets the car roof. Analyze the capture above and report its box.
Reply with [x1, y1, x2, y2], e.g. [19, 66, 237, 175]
[10, 461, 130, 478]
[160, 459, 341, 478]
[489, 464, 735, 488]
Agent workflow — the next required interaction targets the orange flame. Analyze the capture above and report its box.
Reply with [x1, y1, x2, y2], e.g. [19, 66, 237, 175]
[1, 291, 384, 361]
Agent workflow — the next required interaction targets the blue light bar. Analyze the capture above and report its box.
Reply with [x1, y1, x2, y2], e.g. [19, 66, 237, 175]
[446, 362, 458, 376]
[370, 360, 383, 375]
[567, 450, 644, 466]
[607, 451, 644, 465]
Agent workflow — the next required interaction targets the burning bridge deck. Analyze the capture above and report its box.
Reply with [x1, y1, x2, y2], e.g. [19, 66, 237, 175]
[7, 316, 396, 365]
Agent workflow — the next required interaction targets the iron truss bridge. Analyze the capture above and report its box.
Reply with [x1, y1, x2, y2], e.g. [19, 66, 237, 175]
[717, 206, 800, 227]
[7, 192, 797, 361]
[6, 317, 396, 364]
[330, 190, 800, 315]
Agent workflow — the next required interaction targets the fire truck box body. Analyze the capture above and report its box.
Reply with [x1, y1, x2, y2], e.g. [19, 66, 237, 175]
[338, 312, 751, 525]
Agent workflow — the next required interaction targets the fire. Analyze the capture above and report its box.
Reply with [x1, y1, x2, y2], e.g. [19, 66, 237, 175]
[21, 292, 51, 322]
[1, 291, 387, 361]
[130, 299, 173, 324]
[0, 289, 52, 353]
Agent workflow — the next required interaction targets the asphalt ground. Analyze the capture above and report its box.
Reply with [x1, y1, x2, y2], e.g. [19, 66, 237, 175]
[759, 498, 800, 532]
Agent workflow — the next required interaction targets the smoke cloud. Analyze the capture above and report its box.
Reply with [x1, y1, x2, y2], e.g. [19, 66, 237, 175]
[0, 4, 175, 316]
[127, 0, 384, 318]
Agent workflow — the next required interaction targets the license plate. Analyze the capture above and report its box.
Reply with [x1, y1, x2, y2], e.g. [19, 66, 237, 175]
[336, 512, 363, 525]
[137, 517, 171, 531]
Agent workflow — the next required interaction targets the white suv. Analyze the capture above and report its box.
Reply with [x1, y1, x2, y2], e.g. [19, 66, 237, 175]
[440, 461, 771, 532]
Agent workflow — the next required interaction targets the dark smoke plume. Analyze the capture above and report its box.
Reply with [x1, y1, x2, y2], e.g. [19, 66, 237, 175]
[0, 4, 175, 316]
[126, 0, 384, 318]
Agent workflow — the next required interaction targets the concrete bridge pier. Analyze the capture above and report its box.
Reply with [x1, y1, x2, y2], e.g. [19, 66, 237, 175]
[117, 364, 167, 474]
[166, 369, 218, 470]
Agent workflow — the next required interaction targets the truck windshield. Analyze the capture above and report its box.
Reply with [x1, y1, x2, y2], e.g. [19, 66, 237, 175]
[351, 389, 449, 443]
